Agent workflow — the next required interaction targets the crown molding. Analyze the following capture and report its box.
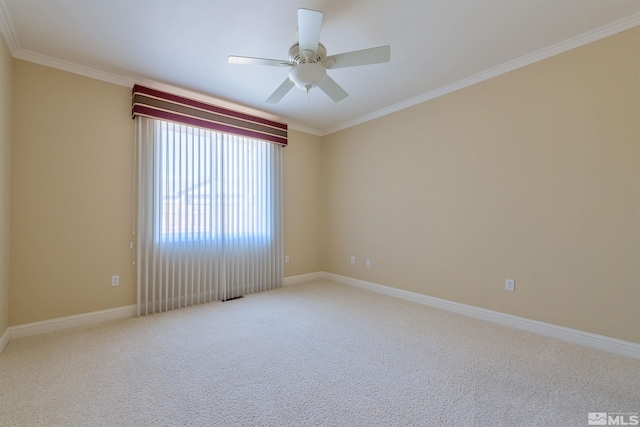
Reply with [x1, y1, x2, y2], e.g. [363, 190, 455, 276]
[13, 51, 295, 128]
[0, 1, 292, 127]
[0, 0, 18, 54]
[12, 44, 316, 135]
[15, 49, 135, 87]
[287, 122, 324, 136]
[2, 0, 638, 137]
[323, 12, 640, 136]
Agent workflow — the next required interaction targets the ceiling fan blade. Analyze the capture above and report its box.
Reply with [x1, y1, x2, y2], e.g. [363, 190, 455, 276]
[266, 78, 295, 104]
[228, 55, 294, 67]
[298, 8, 323, 55]
[317, 75, 348, 102]
[323, 45, 391, 69]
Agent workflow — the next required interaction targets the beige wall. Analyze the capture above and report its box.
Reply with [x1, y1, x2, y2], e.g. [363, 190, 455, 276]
[10, 61, 136, 325]
[0, 34, 12, 336]
[283, 129, 323, 276]
[6, 27, 639, 345]
[9, 60, 323, 325]
[322, 27, 640, 344]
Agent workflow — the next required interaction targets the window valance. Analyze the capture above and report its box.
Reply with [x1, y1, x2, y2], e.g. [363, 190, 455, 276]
[131, 84, 287, 146]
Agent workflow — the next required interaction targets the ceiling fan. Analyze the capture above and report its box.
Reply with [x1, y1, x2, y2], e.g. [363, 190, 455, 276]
[228, 8, 391, 103]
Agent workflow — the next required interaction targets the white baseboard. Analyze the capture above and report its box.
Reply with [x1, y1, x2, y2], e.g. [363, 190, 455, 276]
[2, 274, 311, 349]
[319, 272, 640, 360]
[3, 274, 638, 360]
[283, 272, 324, 286]
[0, 327, 9, 354]
[7, 305, 137, 342]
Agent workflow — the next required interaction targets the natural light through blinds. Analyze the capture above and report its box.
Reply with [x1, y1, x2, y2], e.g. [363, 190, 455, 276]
[157, 121, 272, 242]
[135, 115, 283, 315]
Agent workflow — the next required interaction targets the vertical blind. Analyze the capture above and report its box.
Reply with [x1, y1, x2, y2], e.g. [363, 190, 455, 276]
[134, 88, 285, 316]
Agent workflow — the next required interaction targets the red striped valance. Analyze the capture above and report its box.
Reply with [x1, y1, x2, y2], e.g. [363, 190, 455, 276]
[131, 85, 287, 146]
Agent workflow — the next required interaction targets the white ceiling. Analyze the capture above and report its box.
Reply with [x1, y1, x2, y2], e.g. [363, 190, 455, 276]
[1, 0, 640, 135]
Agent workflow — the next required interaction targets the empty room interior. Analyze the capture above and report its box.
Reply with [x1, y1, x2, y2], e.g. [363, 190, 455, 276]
[0, 1, 639, 426]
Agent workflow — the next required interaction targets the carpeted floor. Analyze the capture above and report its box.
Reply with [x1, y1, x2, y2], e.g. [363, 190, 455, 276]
[1, 279, 638, 426]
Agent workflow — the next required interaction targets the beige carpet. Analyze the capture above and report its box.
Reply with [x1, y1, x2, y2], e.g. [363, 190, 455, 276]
[1, 279, 638, 426]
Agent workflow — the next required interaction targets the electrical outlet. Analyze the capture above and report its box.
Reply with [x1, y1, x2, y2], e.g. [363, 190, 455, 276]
[350, 256, 356, 264]
[505, 279, 515, 292]
[365, 259, 371, 268]
[112, 275, 120, 287]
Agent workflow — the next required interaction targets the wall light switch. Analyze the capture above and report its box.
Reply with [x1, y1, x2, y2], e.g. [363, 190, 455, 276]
[285, 255, 290, 264]
[350, 256, 356, 264]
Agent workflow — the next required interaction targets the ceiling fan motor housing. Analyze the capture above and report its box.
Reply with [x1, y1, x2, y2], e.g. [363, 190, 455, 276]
[289, 42, 327, 64]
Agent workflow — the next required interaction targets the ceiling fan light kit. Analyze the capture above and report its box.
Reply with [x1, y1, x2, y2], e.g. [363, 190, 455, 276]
[288, 63, 326, 92]
[229, 8, 390, 103]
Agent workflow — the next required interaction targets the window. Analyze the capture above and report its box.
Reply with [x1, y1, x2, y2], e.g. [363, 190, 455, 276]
[136, 117, 283, 313]
[157, 121, 272, 243]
